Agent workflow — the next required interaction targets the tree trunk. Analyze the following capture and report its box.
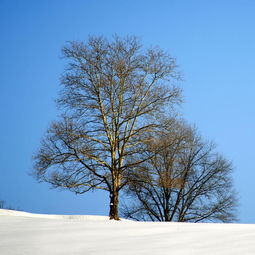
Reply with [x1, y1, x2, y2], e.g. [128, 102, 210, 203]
[164, 208, 170, 221]
[164, 193, 170, 221]
[109, 189, 120, 220]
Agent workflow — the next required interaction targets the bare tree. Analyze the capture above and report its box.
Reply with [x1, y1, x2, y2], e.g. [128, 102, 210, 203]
[0, 200, 21, 211]
[122, 119, 237, 222]
[0, 200, 5, 209]
[33, 35, 181, 220]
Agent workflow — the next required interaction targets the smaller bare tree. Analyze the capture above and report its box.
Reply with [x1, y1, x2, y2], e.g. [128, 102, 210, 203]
[0, 200, 5, 209]
[0, 200, 20, 211]
[122, 119, 237, 222]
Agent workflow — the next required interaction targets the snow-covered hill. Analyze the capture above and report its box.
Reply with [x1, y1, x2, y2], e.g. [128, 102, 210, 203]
[1, 209, 255, 255]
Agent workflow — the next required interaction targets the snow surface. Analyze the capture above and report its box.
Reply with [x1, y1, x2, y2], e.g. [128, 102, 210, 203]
[1, 209, 255, 255]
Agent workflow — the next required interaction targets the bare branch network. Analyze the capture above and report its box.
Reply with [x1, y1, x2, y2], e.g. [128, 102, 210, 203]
[33, 35, 237, 221]
[33, 35, 182, 220]
[121, 120, 237, 222]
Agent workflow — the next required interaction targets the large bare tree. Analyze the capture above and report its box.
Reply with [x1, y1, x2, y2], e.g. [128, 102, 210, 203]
[33, 36, 181, 220]
[122, 119, 237, 222]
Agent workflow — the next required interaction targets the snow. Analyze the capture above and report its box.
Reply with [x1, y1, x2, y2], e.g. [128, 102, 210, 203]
[1, 209, 255, 255]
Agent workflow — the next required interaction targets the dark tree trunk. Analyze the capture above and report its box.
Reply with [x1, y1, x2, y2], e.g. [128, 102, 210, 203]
[164, 208, 170, 221]
[164, 193, 170, 221]
[109, 189, 120, 220]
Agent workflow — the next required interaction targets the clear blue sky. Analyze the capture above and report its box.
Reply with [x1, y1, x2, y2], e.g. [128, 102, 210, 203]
[1, 0, 255, 223]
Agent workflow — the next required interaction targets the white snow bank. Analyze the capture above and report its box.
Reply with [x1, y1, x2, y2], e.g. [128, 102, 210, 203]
[0, 209, 109, 220]
[1, 209, 255, 255]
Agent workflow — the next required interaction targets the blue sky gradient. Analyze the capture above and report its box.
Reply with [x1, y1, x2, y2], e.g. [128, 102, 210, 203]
[1, 0, 255, 223]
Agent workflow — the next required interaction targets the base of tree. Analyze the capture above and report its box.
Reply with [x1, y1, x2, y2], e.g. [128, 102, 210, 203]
[109, 216, 120, 221]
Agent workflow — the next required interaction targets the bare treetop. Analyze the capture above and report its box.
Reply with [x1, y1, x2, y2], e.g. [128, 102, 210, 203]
[33, 35, 182, 220]
[122, 119, 237, 222]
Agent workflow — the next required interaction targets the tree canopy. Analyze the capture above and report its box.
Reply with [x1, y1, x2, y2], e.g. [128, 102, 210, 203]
[33, 35, 181, 220]
[122, 119, 237, 222]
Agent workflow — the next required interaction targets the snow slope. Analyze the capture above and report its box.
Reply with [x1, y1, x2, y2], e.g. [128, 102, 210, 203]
[1, 209, 255, 255]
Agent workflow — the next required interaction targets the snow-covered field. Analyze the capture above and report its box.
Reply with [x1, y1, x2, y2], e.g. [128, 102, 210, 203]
[1, 209, 255, 255]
